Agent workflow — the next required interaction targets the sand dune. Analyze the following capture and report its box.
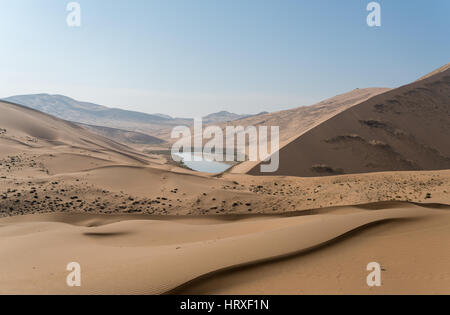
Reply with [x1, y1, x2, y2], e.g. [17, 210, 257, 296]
[1, 202, 448, 295]
[225, 88, 389, 173]
[0, 100, 159, 168]
[228, 88, 389, 145]
[0, 100, 129, 151]
[76, 123, 166, 146]
[1, 98, 449, 218]
[417, 63, 450, 81]
[249, 68, 450, 176]
[3, 94, 192, 140]
[1, 71, 449, 295]
[176, 203, 450, 295]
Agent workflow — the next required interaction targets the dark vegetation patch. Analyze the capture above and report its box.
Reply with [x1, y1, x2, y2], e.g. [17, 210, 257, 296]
[387, 99, 400, 105]
[311, 164, 344, 174]
[373, 104, 385, 113]
[325, 134, 364, 143]
[415, 87, 432, 93]
[359, 120, 387, 128]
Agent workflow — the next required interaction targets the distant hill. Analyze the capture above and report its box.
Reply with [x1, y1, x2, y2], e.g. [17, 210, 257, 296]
[3, 94, 174, 125]
[0, 99, 143, 158]
[224, 88, 389, 147]
[203, 111, 268, 124]
[153, 113, 173, 120]
[203, 111, 248, 123]
[248, 65, 450, 177]
[76, 123, 166, 146]
[2, 94, 258, 140]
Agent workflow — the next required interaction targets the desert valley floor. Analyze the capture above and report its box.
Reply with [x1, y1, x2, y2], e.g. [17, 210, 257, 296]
[0, 66, 449, 294]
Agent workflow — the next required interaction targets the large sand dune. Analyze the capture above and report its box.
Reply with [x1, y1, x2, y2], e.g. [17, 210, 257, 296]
[249, 68, 450, 177]
[1, 73, 449, 294]
[1, 202, 449, 295]
[0, 100, 131, 151]
[215, 88, 389, 174]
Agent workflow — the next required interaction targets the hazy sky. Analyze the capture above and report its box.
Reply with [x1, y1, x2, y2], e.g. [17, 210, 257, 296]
[1, 0, 448, 117]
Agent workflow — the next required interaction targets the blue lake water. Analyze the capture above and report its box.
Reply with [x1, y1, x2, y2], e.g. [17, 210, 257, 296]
[173, 152, 232, 174]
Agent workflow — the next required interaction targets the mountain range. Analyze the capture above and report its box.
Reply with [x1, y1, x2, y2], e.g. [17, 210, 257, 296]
[2, 94, 264, 142]
[2, 63, 449, 177]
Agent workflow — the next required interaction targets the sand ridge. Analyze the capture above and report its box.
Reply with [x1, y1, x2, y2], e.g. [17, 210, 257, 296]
[1, 202, 448, 295]
[0, 66, 449, 295]
[249, 68, 450, 176]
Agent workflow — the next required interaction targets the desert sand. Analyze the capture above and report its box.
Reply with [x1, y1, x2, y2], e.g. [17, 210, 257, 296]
[1, 65, 449, 295]
[1, 202, 449, 295]
[206, 87, 390, 174]
[249, 68, 450, 176]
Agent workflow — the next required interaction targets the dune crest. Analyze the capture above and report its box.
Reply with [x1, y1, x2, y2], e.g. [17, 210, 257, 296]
[1, 202, 448, 295]
[249, 68, 450, 176]
[1, 66, 449, 295]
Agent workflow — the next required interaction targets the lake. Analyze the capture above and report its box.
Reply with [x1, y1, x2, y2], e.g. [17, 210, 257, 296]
[173, 152, 233, 174]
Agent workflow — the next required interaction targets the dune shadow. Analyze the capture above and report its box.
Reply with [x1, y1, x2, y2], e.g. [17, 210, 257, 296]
[83, 231, 132, 238]
[168, 217, 420, 295]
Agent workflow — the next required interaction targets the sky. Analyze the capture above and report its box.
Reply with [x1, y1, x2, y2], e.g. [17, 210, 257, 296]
[0, 0, 448, 117]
